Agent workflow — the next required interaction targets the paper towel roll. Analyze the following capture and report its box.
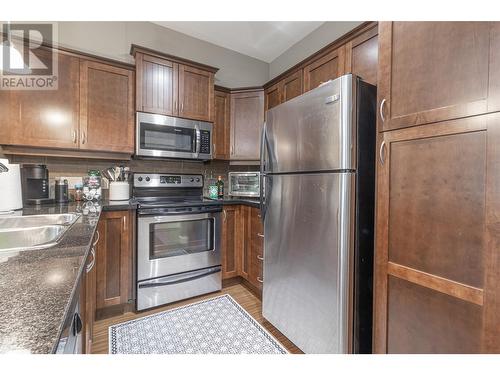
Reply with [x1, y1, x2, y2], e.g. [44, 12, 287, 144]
[0, 158, 23, 212]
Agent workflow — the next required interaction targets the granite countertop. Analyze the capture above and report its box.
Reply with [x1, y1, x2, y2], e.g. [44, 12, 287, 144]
[0, 202, 102, 354]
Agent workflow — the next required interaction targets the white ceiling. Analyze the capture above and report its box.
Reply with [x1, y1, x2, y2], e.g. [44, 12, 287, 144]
[152, 21, 325, 63]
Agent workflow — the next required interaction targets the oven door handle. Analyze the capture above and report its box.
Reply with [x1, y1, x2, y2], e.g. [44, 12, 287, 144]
[138, 266, 221, 289]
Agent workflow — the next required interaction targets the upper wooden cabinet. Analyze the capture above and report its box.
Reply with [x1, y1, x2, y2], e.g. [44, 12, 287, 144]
[230, 89, 264, 160]
[136, 53, 178, 116]
[79, 61, 135, 153]
[0, 51, 80, 149]
[132, 45, 218, 123]
[264, 82, 281, 113]
[377, 22, 500, 131]
[303, 45, 345, 92]
[213, 88, 231, 159]
[281, 70, 303, 102]
[345, 25, 378, 85]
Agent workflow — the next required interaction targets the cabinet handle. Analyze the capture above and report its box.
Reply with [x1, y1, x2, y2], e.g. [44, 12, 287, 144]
[81, 130, 86, 145]
[257, 233, 264, 238]
[93, 230, 100, 247]
[72, 130, 77, 144]
[223, 209, 227, 222]
[230, 145, 234, 155]
[379, 140, 386, 166]
[257, 255, 264, 261]
[181, 102, 184, 112]
[213, 143, 216, 156]
[379, 98, 387, 123]
[257, 277, 264, 283]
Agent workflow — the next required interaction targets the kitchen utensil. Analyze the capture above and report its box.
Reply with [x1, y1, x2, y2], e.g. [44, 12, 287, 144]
[101, 168, 114, 182]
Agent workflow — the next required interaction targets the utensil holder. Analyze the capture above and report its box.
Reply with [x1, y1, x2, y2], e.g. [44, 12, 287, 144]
[109, 182, 130, 201]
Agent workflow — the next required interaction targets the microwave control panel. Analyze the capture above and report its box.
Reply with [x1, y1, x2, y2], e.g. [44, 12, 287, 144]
[200, 130, 211, 154]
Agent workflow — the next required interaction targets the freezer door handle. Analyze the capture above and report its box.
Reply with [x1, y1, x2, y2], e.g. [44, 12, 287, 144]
[138, 266, 221, 289]
[259, 122, 267, 220]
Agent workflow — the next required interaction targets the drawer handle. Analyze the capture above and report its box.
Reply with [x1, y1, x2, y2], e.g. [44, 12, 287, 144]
[257, 277, 263, 283]
[257, 255, 264, 261]
[257, 233, 264, 238]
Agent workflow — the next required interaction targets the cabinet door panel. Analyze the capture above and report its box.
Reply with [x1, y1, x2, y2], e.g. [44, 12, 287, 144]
[264, 83, 281, 113]
[178, 64, 214, 122]
[345, 26, 378, 85]
[137, 54, 178, 116]
[4, 51, 80, 149]
[230, 90, 264, 160]
[303, 46, 345, 92]
[221, 206, 239, 279]
[374, 113, 500, 353]
[96, 211, 133, 309]
[213, 90, 230, 159]
[378, 22, 490, 131]
[281, 70, 303, 102]
[80, 61, 134, 153]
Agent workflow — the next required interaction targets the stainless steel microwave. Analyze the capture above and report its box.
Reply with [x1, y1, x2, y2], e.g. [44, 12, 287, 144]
[136, 112, 212, 160]
[228, 172, 261, 197]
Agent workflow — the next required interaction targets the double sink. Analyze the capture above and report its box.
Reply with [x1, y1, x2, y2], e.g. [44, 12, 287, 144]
[0, 213, 80, 252]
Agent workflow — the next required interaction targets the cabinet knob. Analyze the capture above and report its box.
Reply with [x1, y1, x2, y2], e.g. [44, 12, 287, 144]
[257, 255, 264, 261]
[257, 277, 264, 283]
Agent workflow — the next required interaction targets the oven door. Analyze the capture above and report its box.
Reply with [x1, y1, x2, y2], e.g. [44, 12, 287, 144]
[137, 211, 221, 281]
[136, 112, 212, 160]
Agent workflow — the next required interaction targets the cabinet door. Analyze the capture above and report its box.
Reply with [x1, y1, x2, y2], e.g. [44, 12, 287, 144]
[281, 70, 303, 103]
[178, 64, 214, 122]
[221, 205, 240, 279]
[80, 61, 134, 153]
[378, 22, 491, 131]
[303, 46, 345, 92]
[264, 83, 281, 113]
[230, 90, 265, 160]
[136, 53, 178, 116]
[345, 25, 378, 85]
[213, 90, 230, 159]
[373, 113, 500, 353]
[96, 210, 133, 309]
[1, 50, 80, 149]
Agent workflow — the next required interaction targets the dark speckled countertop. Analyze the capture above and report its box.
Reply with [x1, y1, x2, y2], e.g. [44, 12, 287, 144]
[0, 199, 134, 354]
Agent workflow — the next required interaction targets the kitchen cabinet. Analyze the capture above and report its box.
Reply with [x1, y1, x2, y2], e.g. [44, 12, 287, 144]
[221, 205, 242, 279]
[0, 49, 80, 149]
[303, 45, 345, 92]
[213, 88, 231, 159]
[79, 60, 135, 153]
[132, 45, 217, 123]
[373, 113, 500, 353]
[230, 89, 265, 160]
[95, 210, 134, 312]
[377, 22, 497, 131]
[281, 70, 303, 103]
[345, 24, 378, 86]
[264, 82, 281, 113]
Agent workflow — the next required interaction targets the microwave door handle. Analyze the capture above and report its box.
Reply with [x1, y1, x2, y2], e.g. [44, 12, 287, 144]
[195, 126, 201, 156]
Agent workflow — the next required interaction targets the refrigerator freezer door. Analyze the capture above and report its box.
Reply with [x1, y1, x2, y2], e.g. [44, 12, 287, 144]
[264, 75, 355, 174]
[262, 172, 354, 353]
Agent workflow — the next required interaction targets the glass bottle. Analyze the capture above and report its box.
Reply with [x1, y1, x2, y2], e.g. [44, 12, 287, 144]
[216, 176, 224, 199]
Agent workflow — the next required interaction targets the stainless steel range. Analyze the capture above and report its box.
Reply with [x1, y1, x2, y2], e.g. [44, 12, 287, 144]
[134, 173, 222, 311]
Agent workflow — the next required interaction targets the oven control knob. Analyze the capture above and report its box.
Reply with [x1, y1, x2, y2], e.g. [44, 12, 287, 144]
[190, 178, 194, 182]
[145, 176, 151, 182]
[138, 177, 143, 182]
[195, 178, 200, 183]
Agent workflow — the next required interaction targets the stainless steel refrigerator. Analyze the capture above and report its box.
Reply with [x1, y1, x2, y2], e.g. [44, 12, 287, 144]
[260, 74, 376, 354]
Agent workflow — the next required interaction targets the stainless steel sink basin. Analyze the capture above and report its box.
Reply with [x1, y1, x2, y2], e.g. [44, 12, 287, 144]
[0, 213, 80, 229]
[0, 225, 67, 251]
[0, 213, 81, 252]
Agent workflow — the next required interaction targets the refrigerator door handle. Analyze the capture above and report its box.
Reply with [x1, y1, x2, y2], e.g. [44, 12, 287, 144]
[259, 122, 267, 219]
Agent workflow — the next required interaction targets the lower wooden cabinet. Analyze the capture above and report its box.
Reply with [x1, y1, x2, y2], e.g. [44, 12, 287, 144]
[82, 231, 97, 354]
[221, 205, 264, 294]
[373, 113, 500, 353]
[95, 210, 134, 311]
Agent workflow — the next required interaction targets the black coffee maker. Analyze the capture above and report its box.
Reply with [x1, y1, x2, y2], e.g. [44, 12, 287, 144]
[21, 164, 54, 205]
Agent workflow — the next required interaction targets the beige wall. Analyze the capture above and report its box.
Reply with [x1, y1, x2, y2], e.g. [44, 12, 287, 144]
[268, 21, 362, 79]
[56, 21, 269, 88]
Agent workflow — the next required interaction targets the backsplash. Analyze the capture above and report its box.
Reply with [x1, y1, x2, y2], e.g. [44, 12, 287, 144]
[6, 155, 258, 198]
